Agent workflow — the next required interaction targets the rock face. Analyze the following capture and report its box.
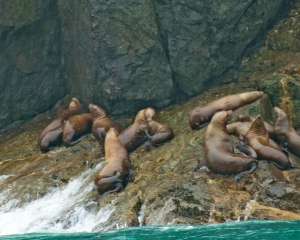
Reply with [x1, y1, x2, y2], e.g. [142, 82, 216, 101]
[0, 0, 64, 129]
[0, 0, 292, 129]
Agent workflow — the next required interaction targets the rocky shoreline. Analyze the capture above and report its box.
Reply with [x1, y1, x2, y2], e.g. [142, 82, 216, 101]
[1, 82, 300, 231]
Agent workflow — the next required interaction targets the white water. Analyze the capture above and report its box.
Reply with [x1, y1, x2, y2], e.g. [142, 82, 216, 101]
[0, 162, 115, 236]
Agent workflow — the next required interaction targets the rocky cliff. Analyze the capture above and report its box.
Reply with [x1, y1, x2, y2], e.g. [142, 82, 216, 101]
[0, 0, 293, 129]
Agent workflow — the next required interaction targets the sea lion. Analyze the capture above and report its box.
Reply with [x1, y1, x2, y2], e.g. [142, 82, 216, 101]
[119, 107, 156, 152]
[62, 113, 93, 147]
[243, 115, 298, 170]
[39, 123, 65, 153]
[89, 104, 124, 141]
[274, 107, 300, 158]
[236, 114, 277, 141]
[226, 121, 279, 149]
[189, 91, 264, 130]
[204, 110, 258, 180]
[137, 120, 174, 150]
[94, 128, 136, 195]
[37, 98, 82, 148]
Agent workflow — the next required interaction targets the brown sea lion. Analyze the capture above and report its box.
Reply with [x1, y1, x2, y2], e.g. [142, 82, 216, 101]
[118, 107, 156, 152]
[89, 104, 124, 141]
[204, 110, 258, 180]
[39, 123, 65, 153]
[137, 120, 174, 150]
[62, 113, 93, 147]
[226, 121, 279, 149]
[274, 107, 300, 158]
[243, 115, 298, 170]
[189, 91, 264, 130]
[236, 114, 277, 141]
[37, 98, 82, 148]
[94, 128, 136, 195]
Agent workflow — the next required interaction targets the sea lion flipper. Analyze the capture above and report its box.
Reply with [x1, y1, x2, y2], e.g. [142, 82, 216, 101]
[235, 143, 257, 159]
[290, 163, 300, 169]
[67, 134, 89, 146]
[143, 141, 153, 151]
[233, 161, 258, 181]
[198, 122, 209, 129]
[96, 128, 105, 141]
[238, 134, 245, 143]
[101, 182, 124, 195]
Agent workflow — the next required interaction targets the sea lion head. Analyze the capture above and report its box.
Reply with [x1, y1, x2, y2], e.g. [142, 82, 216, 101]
[211, 110, 233, 127]
[69, 97, 82, 111]
[274, 107, 287, 120]
[188, 107, 211, 130]
[237, 114, 253, 122]
[144, 107, 156, 122]
[219, 110, 233, 123]
[89, 103, 107, 118]
[135, 107, 156, 124]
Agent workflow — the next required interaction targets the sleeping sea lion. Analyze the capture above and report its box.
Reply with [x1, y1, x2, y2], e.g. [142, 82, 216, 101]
[189, 91, 264, 130]
[137, 120, 174, 150]
[204, 110, 258, 180]
[274, 107, 300, 158]
[37, 98, 82, 149]
[94, 128, 136, 195]
[243, 115, 298, 170]
[118, 107, 156, 152]
[89, 104, 124, 141]
[62, 113, 93, 147]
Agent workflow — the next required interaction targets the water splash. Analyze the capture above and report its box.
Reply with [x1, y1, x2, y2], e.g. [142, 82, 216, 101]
[0, 162, 115, 236]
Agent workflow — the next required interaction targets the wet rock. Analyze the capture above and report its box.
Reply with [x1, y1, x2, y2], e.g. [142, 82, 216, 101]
[266, 186, 285, 198]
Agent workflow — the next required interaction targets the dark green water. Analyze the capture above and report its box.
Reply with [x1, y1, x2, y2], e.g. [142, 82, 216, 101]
[2, 220, 300, 240]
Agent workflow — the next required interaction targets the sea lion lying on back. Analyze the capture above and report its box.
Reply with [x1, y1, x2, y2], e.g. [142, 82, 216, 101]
[189, 91, 264, 130]
[89, 104, 124, 141]
[62, 113, 93, 147]
[274, 107, 300, 158]
[242, 115, 298, 170]
[119, 107, 156, 152]
[136, 120, 174, 150]
[94, 128, 136, 195]
[204, 110, 258, 181]
[38, 98, 82, 153]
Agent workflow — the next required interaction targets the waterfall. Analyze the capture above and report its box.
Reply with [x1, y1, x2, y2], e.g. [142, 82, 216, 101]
[0, 162, 115, 236]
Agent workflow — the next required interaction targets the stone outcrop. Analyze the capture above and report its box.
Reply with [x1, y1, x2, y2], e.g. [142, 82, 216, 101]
[0, 0, 292, 129]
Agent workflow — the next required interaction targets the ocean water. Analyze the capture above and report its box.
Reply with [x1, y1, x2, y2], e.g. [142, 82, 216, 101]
[1, 220, 300, 240]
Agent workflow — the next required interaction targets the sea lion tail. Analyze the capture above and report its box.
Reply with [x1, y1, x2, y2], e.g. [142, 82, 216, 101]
[67, 134, 89, 146]
[97, 171, 121, 185]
